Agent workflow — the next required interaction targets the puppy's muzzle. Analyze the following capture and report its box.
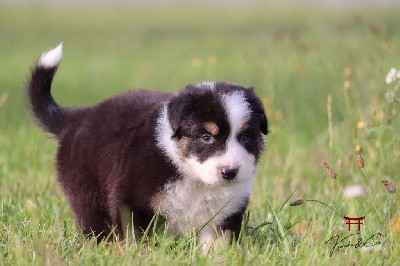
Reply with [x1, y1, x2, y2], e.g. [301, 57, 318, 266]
[219, 167, 239, 181]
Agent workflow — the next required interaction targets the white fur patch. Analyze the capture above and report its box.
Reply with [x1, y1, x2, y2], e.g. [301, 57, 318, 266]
[222, 91, 251, 133]
[39, 43, 63, 68]
[156, 177, 251, 236]
[184, 139, 255, 185]
[155, 106, 182, 171]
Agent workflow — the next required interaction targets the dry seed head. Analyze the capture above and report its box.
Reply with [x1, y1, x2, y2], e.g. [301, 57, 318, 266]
[382, 178, 396, 194]
[357, 121, 367, 129]
[355, 144, 362, 153]
[356, 155, 365, 169]
[290, 198, 305, 207]
[343, 80, 351, 90]
[344, 66, 352, 77]
[321, 160, 337, 179]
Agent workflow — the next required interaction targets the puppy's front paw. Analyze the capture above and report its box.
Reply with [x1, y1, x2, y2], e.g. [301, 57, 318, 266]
[200, 229, 232, 254]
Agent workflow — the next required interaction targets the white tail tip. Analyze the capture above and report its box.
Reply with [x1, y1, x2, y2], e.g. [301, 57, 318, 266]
[39, 43, 63, 68]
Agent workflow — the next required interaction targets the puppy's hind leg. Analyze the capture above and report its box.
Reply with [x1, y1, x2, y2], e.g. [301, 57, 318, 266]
[59, 172, 113, 243]
[71, 193, 113, 243]
[80, 210, 113, 243]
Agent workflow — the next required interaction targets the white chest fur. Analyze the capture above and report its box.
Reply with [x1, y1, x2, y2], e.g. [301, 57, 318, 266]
[154, 177, 253, 235]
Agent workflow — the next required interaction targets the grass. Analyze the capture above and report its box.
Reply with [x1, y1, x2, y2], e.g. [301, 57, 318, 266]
[1, 3, 399, 265]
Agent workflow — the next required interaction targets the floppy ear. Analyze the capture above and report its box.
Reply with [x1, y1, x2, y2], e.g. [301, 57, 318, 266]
[167, 90, 192, 138]
[246, 88, 269, 135]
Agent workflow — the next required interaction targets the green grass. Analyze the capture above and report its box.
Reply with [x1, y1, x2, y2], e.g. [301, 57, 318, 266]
[1, 4, 399, 265]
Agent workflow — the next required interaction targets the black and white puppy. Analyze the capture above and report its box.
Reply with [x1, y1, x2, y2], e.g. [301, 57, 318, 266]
[28, 44, 268, 250]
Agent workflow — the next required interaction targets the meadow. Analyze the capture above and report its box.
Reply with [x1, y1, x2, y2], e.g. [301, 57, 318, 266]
[0, 3, 399, 265]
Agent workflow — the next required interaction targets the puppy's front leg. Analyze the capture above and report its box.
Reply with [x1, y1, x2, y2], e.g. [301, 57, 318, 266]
[199, 227, 232, 254]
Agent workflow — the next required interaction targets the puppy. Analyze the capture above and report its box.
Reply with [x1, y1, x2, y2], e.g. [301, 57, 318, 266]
[28, 43, 268, 250]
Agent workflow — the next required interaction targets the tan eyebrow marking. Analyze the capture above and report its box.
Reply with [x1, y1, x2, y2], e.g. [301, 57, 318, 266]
[238, 124, 250, 134]
[203, 122, 219, 136]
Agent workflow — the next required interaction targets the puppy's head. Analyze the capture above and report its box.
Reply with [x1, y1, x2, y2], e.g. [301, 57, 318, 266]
[157, 81, 268, 186]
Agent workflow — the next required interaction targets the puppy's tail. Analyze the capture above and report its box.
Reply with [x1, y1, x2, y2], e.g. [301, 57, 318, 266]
[28, 43, 69, 136]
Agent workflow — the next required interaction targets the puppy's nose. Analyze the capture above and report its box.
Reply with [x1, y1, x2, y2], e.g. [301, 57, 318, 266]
[220, 167, 239, 181]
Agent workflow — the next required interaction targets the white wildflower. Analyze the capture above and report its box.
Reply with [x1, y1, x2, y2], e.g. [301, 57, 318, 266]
[386, 68, 399, 84]
[386, 91, 395, 103]
[343, 185, 367, 198]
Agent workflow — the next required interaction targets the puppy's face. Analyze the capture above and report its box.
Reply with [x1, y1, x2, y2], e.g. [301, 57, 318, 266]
[161, 82, 268, 186]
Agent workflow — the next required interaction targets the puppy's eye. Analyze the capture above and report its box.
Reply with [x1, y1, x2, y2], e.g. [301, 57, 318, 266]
[200, 133, 214, 144]
[238, 133, 251, 144]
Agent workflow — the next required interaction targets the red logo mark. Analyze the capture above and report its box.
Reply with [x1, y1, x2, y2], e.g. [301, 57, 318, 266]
[344, 216, 365, 231]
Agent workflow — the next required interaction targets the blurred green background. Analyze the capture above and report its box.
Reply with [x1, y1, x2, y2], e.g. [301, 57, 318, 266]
[0, 2, 399, 264]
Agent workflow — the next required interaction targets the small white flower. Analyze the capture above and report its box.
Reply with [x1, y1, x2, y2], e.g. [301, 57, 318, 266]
[386, 68, 399, 84]
[343, 185, 367, 198]
[385, 91, 394, 103]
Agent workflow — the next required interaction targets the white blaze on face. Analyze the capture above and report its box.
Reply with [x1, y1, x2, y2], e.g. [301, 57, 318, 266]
[184, 91, 256, 185]
[223, 91, 251, 134]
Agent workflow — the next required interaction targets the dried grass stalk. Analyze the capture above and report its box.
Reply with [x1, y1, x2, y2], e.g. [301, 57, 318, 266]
[321, 160, 337, 179]
[356, 155, 365, 169]
[290, 198, 305, 206]
[382, 178, 396, 194]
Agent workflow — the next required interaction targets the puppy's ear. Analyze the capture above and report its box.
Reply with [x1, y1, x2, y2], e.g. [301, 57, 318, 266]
[246, 88, 269, 135]
[167, 92, 191, 138]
